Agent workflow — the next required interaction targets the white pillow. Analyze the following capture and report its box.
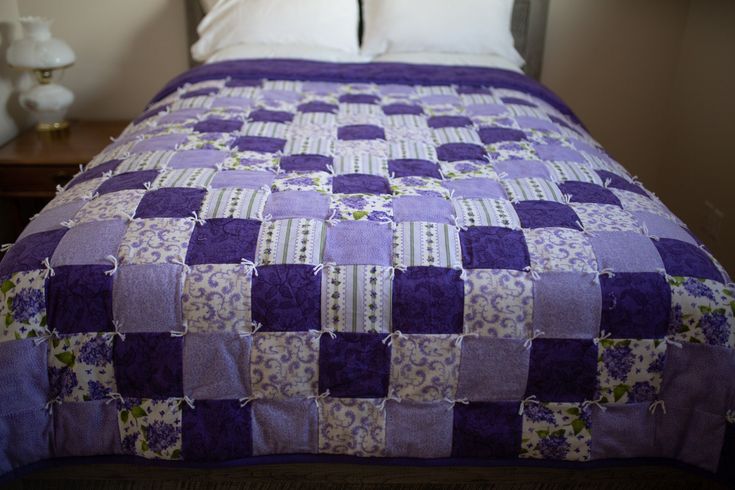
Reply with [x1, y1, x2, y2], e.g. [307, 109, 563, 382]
[192, 0, 360, 63]
[361, 0, 524, 68]
[373, 52, 523, 72]
[205, 43, 369, 64]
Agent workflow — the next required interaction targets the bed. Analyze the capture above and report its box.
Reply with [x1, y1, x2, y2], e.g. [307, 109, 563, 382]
[1, 1, 733, 488]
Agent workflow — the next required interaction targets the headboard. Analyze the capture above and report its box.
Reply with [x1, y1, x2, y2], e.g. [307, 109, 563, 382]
[185, 0, 550, 79]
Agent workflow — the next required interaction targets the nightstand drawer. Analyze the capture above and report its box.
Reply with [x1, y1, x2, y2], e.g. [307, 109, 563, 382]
[0, 164, 78, 198]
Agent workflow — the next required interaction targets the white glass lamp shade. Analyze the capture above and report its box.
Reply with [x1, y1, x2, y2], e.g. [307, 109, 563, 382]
[7, 17, 75, 69]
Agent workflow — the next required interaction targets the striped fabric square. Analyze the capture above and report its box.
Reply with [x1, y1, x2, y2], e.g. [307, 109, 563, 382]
[501, 178, 567, 203]
[283, 137, 336, 156]
[431, 127, 482, 145]
[392, 222, 462, 268]
[116, 151, 175, 174]
[262, 80, 302, 91]
[546, 162, 604, 184]
[505, 105, 550, 119]
[383, 114, 427, 128]
[454, 198, 521, 228]
[241, 122, 289, 139]
[153, 168, 217, 189]
[332, 154, 389, 176]
[321, 264, 392, 333]
[169, 97, 213, 111]
[387, 141, 438, 161]
[200, 188, 268, 220]
[256, 218, 327, 265]
[219, 86, 259, 98]
[292, 112, 338, 127]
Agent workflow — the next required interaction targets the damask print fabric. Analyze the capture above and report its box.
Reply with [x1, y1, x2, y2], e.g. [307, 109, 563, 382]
[0, 59, 733, 480]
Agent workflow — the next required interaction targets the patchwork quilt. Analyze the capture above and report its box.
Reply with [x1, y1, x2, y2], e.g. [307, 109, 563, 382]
[1, 60, 733, 479]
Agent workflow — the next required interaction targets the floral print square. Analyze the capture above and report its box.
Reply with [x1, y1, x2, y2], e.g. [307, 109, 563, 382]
[390, 176, 450, 199]
[330, 194, 393, 222]
[439, 161, 498, 180]
[183, 264, 252, 334]
[118, 397, 182, 460]
[250, 332, 319, 398]
[118, 218, 195, 265]
[485, 140, 538, 162]
[321, 265, 392, 333]
[0, 270, 47, 342]
[668, 276, 734, 348]
[524, 228, 597, 274]
[521, 402, 591, 461]
[73, 190, 146, 224]
[463, 269, 533, 338]
[596, 338, 666, 404]
[389, 334, 461, 402]
[570, 203, 641, 233]
[271, 171, 332, 194]
[318, 397, 386, 457]
[48, 333, 116, 402]
[255, 218, 326, 266]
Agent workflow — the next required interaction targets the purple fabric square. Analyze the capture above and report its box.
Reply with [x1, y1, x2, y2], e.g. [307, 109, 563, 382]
[455, 338, 529, 401]
[332, 174, 390, 195]
[158, 108, 205, 125]
[46, 265, 113, 333]
[515, 116, 558, 132]
[249, 109, 294, 123]
[591, 404, 655, 459]
[0, 339, 49, 416]
[385, 401, 453, 458]
[392, 266, 463, 334]
[68, 160, 121, 189]
[596, 170, 647, 196]
[494, 160, 551, 179]
[0, 228, 67, 277]
[0, 409, 52, 473]
[113, 333, 183, 398]
[230, 136, 286, 153]
[324, 221, 392, 265]
[388, 159, 441, 179]
[279, 154, 332, 172]
[466, 103, 506, 117]
[183, 333, 250, 399]
[131, 134, 188, 153]
[427, 116, 473, 129]
[226, 79, 261, 88]
[54, 401, 121, 456]
[436, 143, 486, 162]
[318, 332, 390, 398]
[533, 272, 601, 338]
[169, 150, 228, 169]
[459, 227, 530, 270]
[457, 86, 492, 95]
[134, 105, 168, 124]
[633, 212, 697, 245]
[558, 181, 621, 206]
[339, 94, 380, 104]
[97, 170, 159, 195]
[392, 196, 454, 224]
[135, 188, 206, 219]
[451, 402, 521, 458]
[478, 127, 526, 145]
[252, 398, 317, 455]
[181, 87, 218, 98]
[297, 101, 337, 113]
[264, 190, 330, 220]
[657, 406, 726, 472]
[186, 219, 260, 265]
[443, 178, 506, 199]
[600, 272, 670, 338]
[534, 144, 585, 163]
[589, 231, 665, 272]
[212, 96, 254, 109]
[337, 125, 385, 141]
[113, 264, 183, 333]
[654, 238, 723, 282]
[193, 118, 243, 133]
[526, 338, 597, 402]
[211, 170, 274, 190]
[502, 97, 536, 107]
[17, 201, 83, 241]
[382, 103, 423, 116]
[51, 219, 127, 267]
[252, 264, 321, 332]
[514, 201, 581, 230]
[182, 400, 251, 461]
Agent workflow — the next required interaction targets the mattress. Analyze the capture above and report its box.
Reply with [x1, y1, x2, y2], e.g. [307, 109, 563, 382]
[0, 59, 733, 479]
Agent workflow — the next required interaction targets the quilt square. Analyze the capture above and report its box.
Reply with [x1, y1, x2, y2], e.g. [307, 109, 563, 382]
[250, 332, 319, 398]
[387, 141, 437, 161]
[382, 103, 423, 116]
[114, 333, 183, 398]
[192, 118, 243, 133]
[211, 170, 275, 189]
[493, 160, 550, 179]
[152, 168, 217, 189]
[50, 219, 127, 267]
[463, 269, 533, 338]
[113, 264, 183, 333]
[428, 115, 473, 129]
[596, 170, 647, 196]
[297, 101, 338, 114]
[389, 333, 461, 401]
[54, 401, 121, 456]
[338, 125, 385, 141]
[633, 211, 697, 245]
[168, 149, 228, 169]
[0, 410, 52, 470]
[558, 181, 622, 206]
[452, 402, 521, 458]
[339, 94, 380, 105]
[387, 159, 441, 179]
[132, 134, 188, 153]
[454, 198, 521, 228]
[252, 398, 318, 455]
[0, 270, 48, 342]
[319, 332, 391, 398]
[443, 178, 506, 199]
[182, 400, 251, 460]
[330, 194, 393, 222]
[520, 402, 592, 461]
[134, 188, 206, 219]
[600, 272, 670, 339]
[321, 265, 392, 333]
[15, 201, 82, 241]
[392, 267, 463, 334]
[0, 228, 67, 278]
[456, 338, 529, 400]
[439, 160, 498, 180]
[48, 333, 116, 402]
[390, 176, 450, 199]
[546, 162, 602, 184]
[47, 265, 113, 334]
[486, 141, 538, 162]
[73, 190, 146, 225]
[324, 221, 393, 266]
[596, 339, 666, 404]
[392, 196, 454, 224]
[97, 170, 160, 195]
[332, 174, 391, 195]
[526, 339, 597, 402]
[436, 143, 486, 162]
[533, 272, 601, 339]
[514, 201, 581, 230]
[590, 404, 655, 459]
[459, 227, 530, 271]
[251, 264, 321, 332]
[118, 218, 195, 266]
[255, 218, 326, 266]
[67, 159, 121, 188]
[230, 136, 286, 153]
[653, 238, 724, 282]
[524, 228, 597, 273]
[331, 154, 388, 176]
[478, 127, 526, 145]
[570, 203, 640, 232]
[318, 398, 385, 457]
[185, 218, 260, 265]
[279, 154, 332, 173]
[589, 231, 665, 272]
[183, 264, 252, 334]
[432, 127, 481, 145]
[667, 276, 734, 347]
[200, 188, 268, 220]
[502, 178, 566, 203]
[393, 222, 462, 268]
[117, 398, 182, 460]
[116, 151, 174, 174]
[184, 333, 251, 399]
[534, 143, 585, 163]
[385, 401, 453, 458]
[249, 109, 294, 123]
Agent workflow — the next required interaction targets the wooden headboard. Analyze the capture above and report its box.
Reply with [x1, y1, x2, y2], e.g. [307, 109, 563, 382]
[185, 0, 550, 79]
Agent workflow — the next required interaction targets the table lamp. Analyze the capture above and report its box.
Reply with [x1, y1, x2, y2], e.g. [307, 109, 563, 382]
[7, 16, 76, 132]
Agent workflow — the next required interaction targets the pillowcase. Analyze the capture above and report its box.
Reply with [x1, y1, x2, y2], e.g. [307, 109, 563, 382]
[192, 0, 360, 63]
[372, 52, 523, 72]
[361, 0, 524, 67]
[205, 43, 368, 64]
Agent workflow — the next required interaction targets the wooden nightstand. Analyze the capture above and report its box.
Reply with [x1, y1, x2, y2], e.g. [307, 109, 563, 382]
[0, 120, 129, 243]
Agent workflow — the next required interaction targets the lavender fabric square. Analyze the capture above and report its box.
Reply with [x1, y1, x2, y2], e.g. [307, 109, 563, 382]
[534, 144, 585, 163]
[514, 201, 581, 230]
[332, 174, 390, 195]
[97, 170, 159, 195]
[515, 116, 557, 132]
[318, 332, 390, 397]
[526, 338, 597, 402]
[633, 211, 697, 245]
[182, 400, 251, 461]
[443, 178, 506, 199]
[385, 401, 453, 458]
[478, 127, 526, 145]
[600, 272, 670, 338]
[337, 125, 386, 141]
[558, 181, 622, 206]
[113, 333, 183, 398]
[252, 264, 321, 332]
[182, 87, 218, 98]
[113, 264, 182, 333]
[264, 190, 330, 220]
[68, 160, 121, 189]
[436, 143, 486, 162]
[657, 407, 726, 472]
[382, 103, 423, 116]
[186, 218, 260, 265]
[466, 103, 505, 117]
[451, 402, 521, 458]
[131, 134, 188, 153]
[193, 118, 243, 133]
[231, 136, 286, 153]
[427, 116, 473, 129]
[589, 231, 664, 272]
[388, 159, 441, 179]
[455, 338, 529, 401]
[252, 398, 317, 455]
[211, 170, 274, 190]
[249, 109, 294, 123]
[494, 160, 551, 180]
[324, 221, 393, 265]
[169, 150, 228, 169]
[297, 101, 337, 113]
[392, 266, 463, 334]
[533, 272, 601, 338]
[46, 265, 113, 334]
[459, 227, 530, 270]
[279, 154, 332, 172]
[654, 238, 723, 282]
[590, 404, 655, 459]
[212, 97, 254, 109]
[0, 228, 67, 277]
[135, 188, 206, 219]
[0, 339, 49, 416]
[0, 410, 52, 473]
[596, 170, 647, 196]
[17, 202, 82, 241]
[183, 333, 250, 399]
[392, 196, 454, 224]
[51, 219, 127, 267]
[54, 401, 121, 456]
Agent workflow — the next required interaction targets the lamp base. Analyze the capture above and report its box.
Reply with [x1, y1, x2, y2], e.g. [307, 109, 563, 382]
[36, 120, 70, 132]
[19, 81, 75, 133]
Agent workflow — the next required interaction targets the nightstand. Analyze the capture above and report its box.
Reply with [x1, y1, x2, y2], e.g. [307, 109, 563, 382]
[0, 120, 129, 243]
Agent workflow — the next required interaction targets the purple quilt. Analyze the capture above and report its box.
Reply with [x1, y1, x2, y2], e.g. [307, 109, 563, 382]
[1, 60, 733, 479]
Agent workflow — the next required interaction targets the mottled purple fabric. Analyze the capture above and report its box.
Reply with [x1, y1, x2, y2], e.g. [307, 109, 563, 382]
[386, 401, 453, 458]
[169, 150, 228, 169]
[183, 334, 251, 399]
[436, 143, 486, 162]
[54, 401, 122, 456]
[459, 227, 530, 271]
[96, 170, 159, 195]
[558, 181, 622, 206]
[279, 154, 332, 172]
[533, 272, 601, 338]
[0, 339, 49, 416]
[332, 174, 390, 195]
[46, 265, 113, 334]
[600, 273, 671, 338]
[252, 264, 321, 332]
[132, 134, 188, 153]
[297, 101, 337, 114]
[596, 170, 647, 196]
[382, 103, 423, 116]
[0, 409, 52, 474]
[51, 219, 127, 267]
[526, 339, 597, 402]
[590, 404, 656, 459]
[264, 190, 330, 220]
[192, 118, 243, 133]
[392, 266, 464, 334]
[478, 127, 526, 145]
[514, 201, 582, 230]
[183, 400, 251, 461]
[210, 170, 274, 190]
[186, 219, 260, 265]
[251, 398, 317, 455]
[392, 196, 454, 224]
[427, 116, 473, 129]
[337, 125, 385, 141]
[230, 136, 286, 153]
[339, 94, 380, 105]
[135, 188, 206, 219]
[68, 160, 121, 189]
[589, 232, 664, 272]
[113, 264, 183, 333]
[0, 228, 67, 277]
[534, 144, 585, 163]
[181, 87, 219, 98]
[324, 221, 392, 265]
[388, 159, 441, 179]
[114, 333, 183, 398]
[249, 109, 294, 123]
[455, 339, 529, 401]
[318, 332, 390, 397]
[16, 202, 83, 241]
[494, 160, 551, 179]
[653, 238, 724, 282]
[633, 211, 697, 245]
[443, 178, 506, 199]
[452, 402, 521, 458]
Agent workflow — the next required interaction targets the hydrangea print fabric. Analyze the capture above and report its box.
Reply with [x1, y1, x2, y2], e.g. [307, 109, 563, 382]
[0, 59, 733, 478]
